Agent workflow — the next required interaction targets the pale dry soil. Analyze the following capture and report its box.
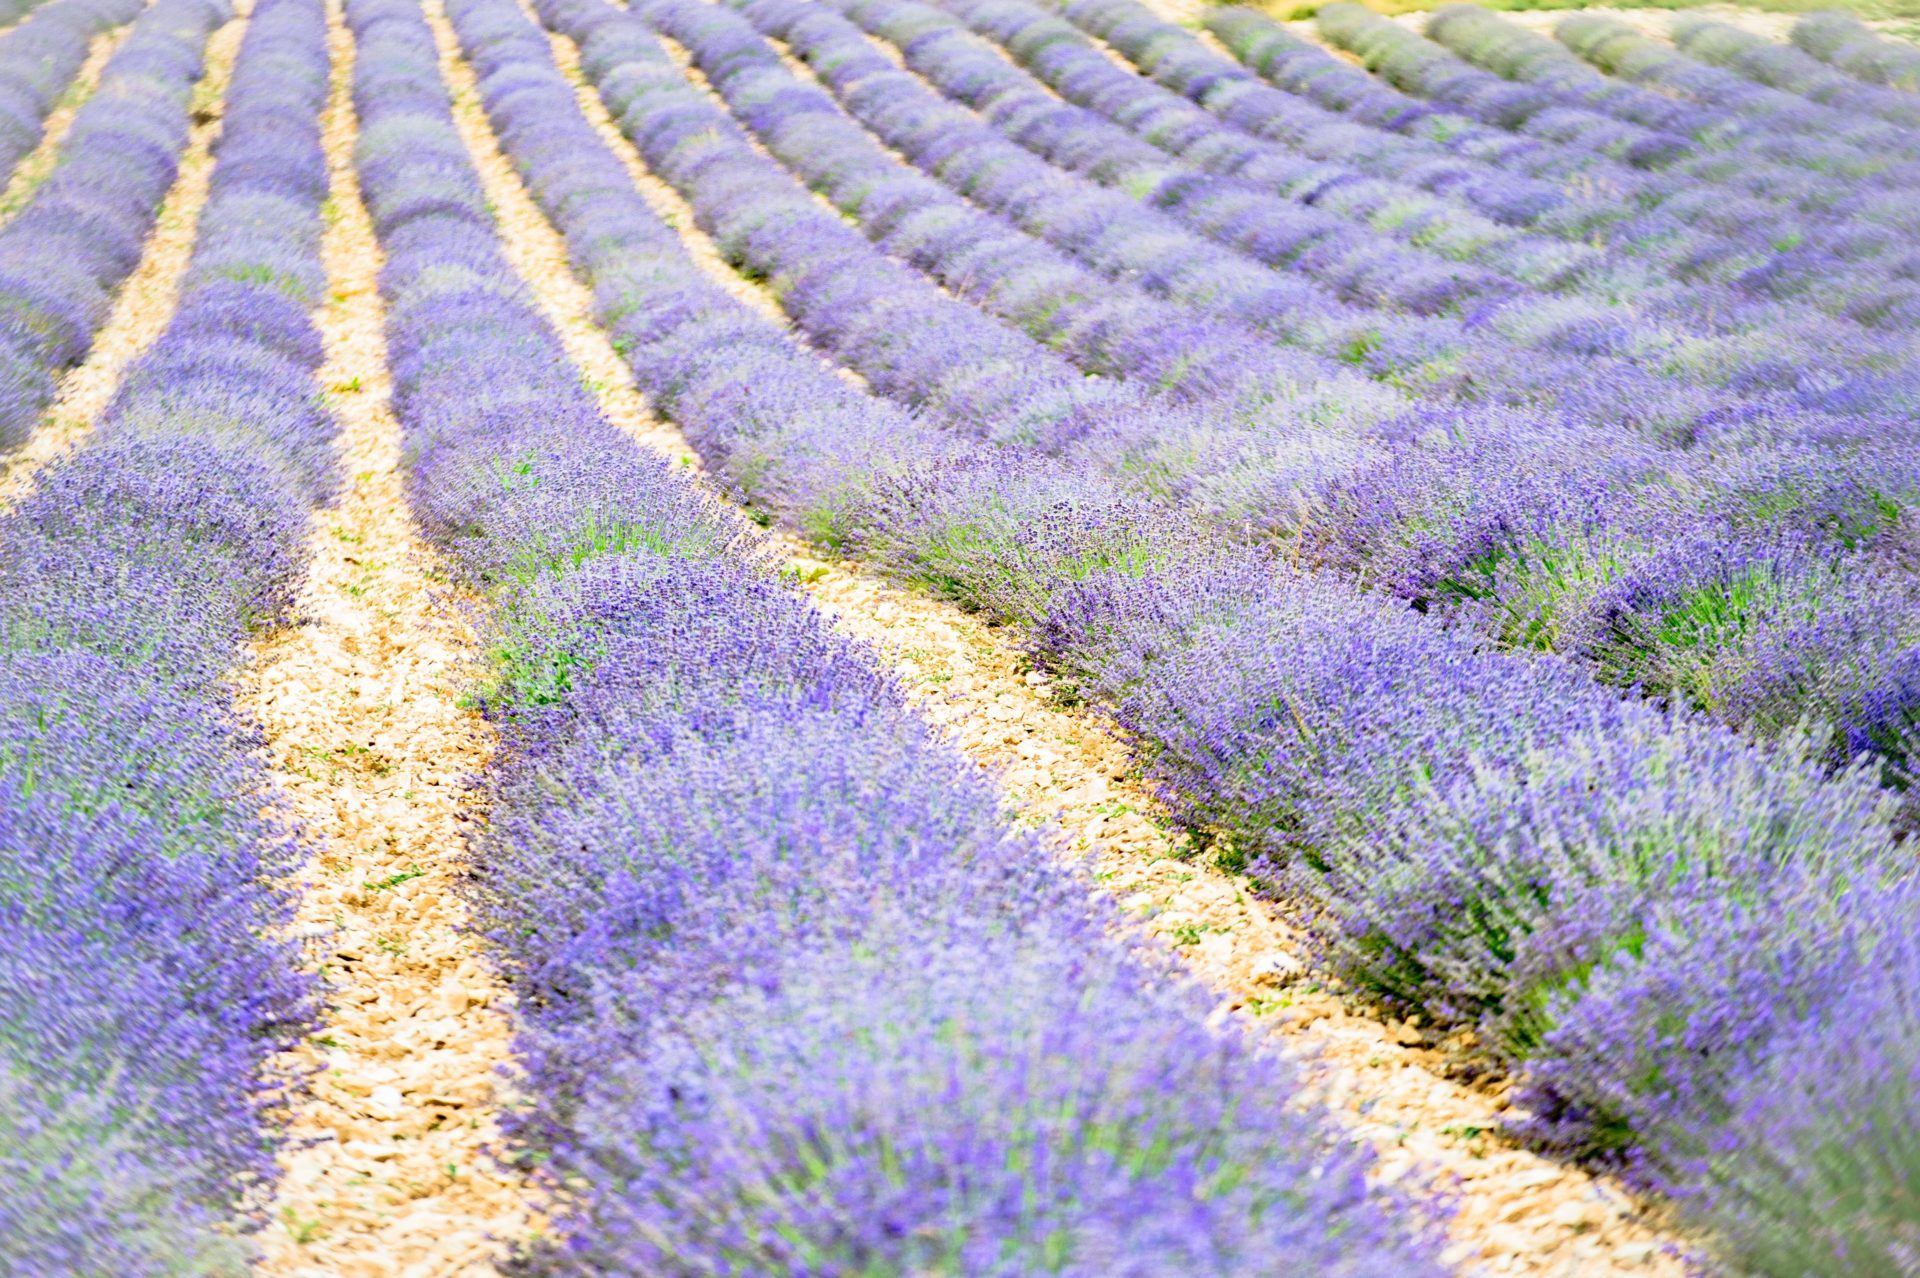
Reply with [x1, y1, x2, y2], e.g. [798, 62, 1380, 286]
[0, 10, 245, 508]
[461, 11, 1684, 1274]
[246, 6, 535, 1274]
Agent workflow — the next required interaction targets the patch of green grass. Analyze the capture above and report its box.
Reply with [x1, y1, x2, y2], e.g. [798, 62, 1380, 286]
[364, 866, 426, 893]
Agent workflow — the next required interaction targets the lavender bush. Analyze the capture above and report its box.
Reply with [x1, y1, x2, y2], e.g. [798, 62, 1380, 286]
[465, 14, 1920, 1272]
[0, 0, 148, 191]
[1672, 15, 1920, 129]
[0, 0, 227, 452]
[1793, 11, 1920, 91]
[366, 0, 1449, 1268]
[571, 0, 1920, 808]
[0, 0, 334, 1266]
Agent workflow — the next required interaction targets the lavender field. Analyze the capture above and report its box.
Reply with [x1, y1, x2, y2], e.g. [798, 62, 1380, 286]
[2, 0, 1918, 1270]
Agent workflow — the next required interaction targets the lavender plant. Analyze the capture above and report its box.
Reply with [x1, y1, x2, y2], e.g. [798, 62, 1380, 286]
[1793, 11, 1920, 91]
[500, 0, 1920, 1234]
[0, 0, 226, 452]
[0, 0, 148, 192]
[1673, 15, 1920, 129]
[0, 0, 334, 1264]
[897, 0, 1920, 416]
[424, 3, 1920, 1271]
[368, 0, 1449, 1268]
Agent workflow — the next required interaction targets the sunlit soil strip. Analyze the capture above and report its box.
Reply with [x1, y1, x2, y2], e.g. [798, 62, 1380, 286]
[0, 24, 133, 221]
[0, 7, 243, 508]
[448, 7, 1681, 1272]
[246, 3, 536, 1272]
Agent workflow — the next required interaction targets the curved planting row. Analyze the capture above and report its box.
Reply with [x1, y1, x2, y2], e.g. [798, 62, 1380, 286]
[0, 0, 335, 1267]
[483, 0, 1920, 1270]
[1306, 4, 1920, 332]
[621, 1, 1429, 435]
[737, 0, 1914, 439]
[1792, 10, 1920, 91]
[0, 0, 148, 193]
[1417, 1, 1920, 216]
[358, 0, 1446, 1269]
[1321, 3, 1920, 210]
[1032, 0, 1920, 378]
[1555, 12, 1918, 157]
[613, 0, 1920, 818]
[1415, 3, 1719, 132]
[0, 0, 227, 452]
[549, 0, 1392, 516]
[726, 0, 1721, 433]
[1673, 15, 1920, 129]
[1316, 2, 1693, 169]
[1065, 0, 1914, 326]
[877, 0, 1920, 419]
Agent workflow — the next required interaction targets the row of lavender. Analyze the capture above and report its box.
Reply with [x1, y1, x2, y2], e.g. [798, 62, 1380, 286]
[363, 0, 1447, 1269]
[0, 0, 334, 1269]
[1794, 9, 1920, 90]
[460, 0, 1918, 1269]
[610, 0, 1920, 863]
[1085, 0, 1920, 318]
[952, 0, 1899, 373]
[0, 0, 200, 451]
[770, 0, 1912, 432]
[1303, 3, 1920, 330]
[0, 0, 146, 194]
[945, 0, 1920, 416]
[703, 0, 1810, 440]
[758, 0, 1920, 809]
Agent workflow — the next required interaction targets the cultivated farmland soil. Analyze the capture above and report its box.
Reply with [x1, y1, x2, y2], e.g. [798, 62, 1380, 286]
[245, 4, 534, 1271]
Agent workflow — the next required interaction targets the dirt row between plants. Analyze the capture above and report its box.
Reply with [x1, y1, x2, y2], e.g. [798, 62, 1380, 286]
[244, 3, 535, 1273]
[0, 7, 244, 509]
[446, 5, 1683, 1272]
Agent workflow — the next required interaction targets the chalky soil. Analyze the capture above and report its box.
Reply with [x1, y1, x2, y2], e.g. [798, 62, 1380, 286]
[244, 4, 534, 1272]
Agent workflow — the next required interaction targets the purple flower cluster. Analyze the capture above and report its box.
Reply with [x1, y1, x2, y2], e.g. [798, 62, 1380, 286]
[0, 0, 232, 453]
[569, 0, 1920, 813]
[885, 0, 1920, 418]
[1314, 1, 1691, 168]
[753, 0, 1698, 426]
[1309, 4, 1920, 333]
[373, 0, 1447, 1269]
[1060, 0, 1920, 380]
[1793, 10, 1920, 91]
[490, 3, 1920, 1268]
[1415, 4, 1716, 134]
[436, 5, 1920, 1274]
[1673, 15, 1920, 130]
[1556, 11, 1918, 159]
[0, 0, 334, 1267]
[0, 0, 148, 192]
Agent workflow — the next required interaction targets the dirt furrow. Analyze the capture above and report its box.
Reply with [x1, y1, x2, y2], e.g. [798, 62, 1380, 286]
[244, 4, 535, 1272]
[0, 7, 244, 508]
[444, 7, 1683, 1272]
